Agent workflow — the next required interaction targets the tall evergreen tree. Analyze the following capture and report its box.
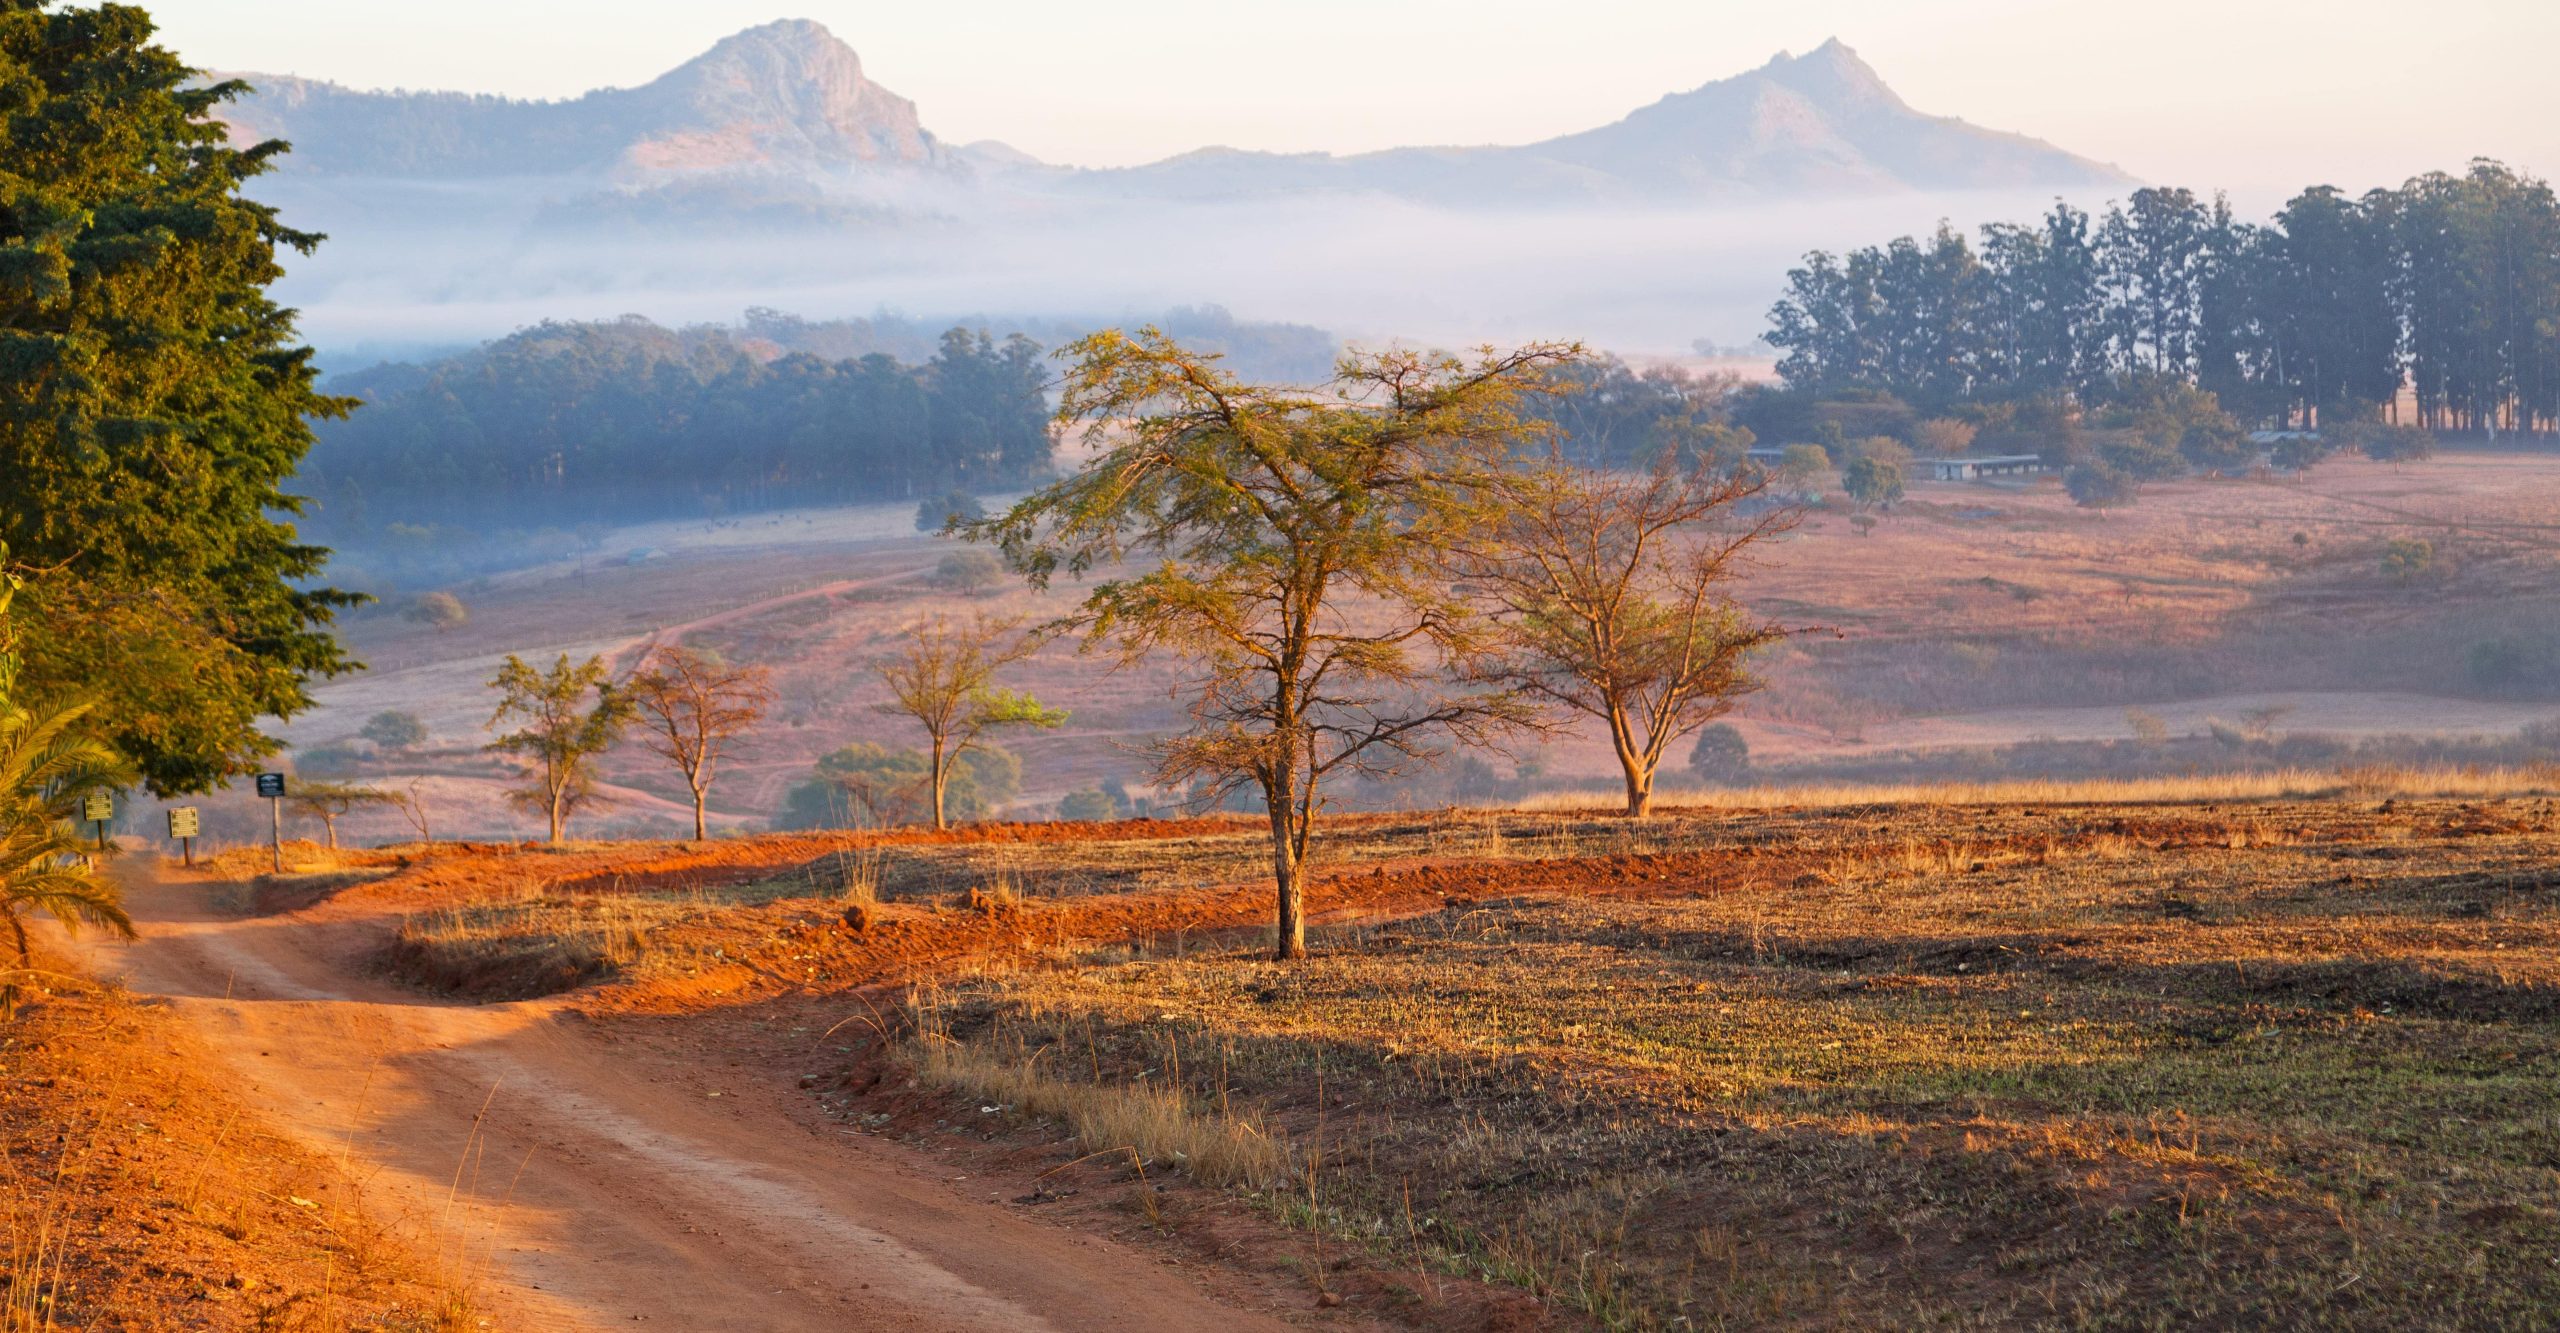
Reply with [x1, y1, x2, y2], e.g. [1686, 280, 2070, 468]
[0, 1, 359, 794]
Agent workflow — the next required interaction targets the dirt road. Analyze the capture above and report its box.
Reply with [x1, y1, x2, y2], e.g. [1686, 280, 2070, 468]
[71, 872, 1301, 1331]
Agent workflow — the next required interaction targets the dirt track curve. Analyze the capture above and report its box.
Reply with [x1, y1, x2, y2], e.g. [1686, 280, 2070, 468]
[68, 869, 1303, 1331]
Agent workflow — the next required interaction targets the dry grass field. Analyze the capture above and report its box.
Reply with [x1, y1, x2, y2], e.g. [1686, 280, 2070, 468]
[194, 782, 2560, 1329]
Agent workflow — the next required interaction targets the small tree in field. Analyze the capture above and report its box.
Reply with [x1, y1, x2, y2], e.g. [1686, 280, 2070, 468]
[360, 710, 429, 753]
[1842, 456, 1904, 510]
[628, 645, 773, 841]
[286, 780, 393, 850]
[404, 591, 468, 631]
[977, 330, 1571, 960]
[874, 616, 1063, 830]
[1461, 458, 1795, 816]
[486, 654, 631, 843]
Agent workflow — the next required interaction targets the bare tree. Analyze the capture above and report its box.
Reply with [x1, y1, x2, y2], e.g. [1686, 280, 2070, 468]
[628, 645, 773, 841]
[391, 778, 434, 852]
[978, 330, 1571, 959]
[286, 780, 396, 850]
[486, 654, 631, 843]
[1460, 458, 1798, 817]
[873, 616, 1063, 830]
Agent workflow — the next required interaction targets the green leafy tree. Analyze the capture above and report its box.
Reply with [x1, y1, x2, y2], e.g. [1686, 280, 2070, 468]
[1686, 722, 1750, 784]
[1841, 456, 1905, 510]
[404, 592, 469, 631]
[978, 330, 1570, 959]
[781, 743, 1016, 829]
[485, 654, 631, 843]
[0, 547, 133, 996]
[2065, 462, 2139, 511]
[917, 489, 987, 533]
[873, 615, 1063, 829]
[1, 3, 360, 795]
[360, 711, 429, 753]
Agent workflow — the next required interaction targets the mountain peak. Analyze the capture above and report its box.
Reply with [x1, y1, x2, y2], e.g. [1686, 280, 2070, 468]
[1760, 37, 1902, 112]
[624, 19, 943, 174]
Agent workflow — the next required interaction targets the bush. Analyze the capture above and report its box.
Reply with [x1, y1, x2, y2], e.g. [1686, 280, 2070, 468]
[360, 710, 429, 752]
[916, 489, 987, 533]
[1687, 723, 1750, 783]
[2065, 463, 2138, 510]
[2381, 538, 2434, 581]
[402, 591, 468, 630]
[1841, 457, 1904, 510]
[934, 548, 1006, 592]
[1910, 418, 1977, 456]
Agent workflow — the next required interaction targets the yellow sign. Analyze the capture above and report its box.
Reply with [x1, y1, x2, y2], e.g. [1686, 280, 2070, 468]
[168, 807, 201, 839]
[81, 792, 112, 823]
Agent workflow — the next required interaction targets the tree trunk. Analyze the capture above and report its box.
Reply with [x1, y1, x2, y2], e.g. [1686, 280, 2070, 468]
[1624, 769, 1654, 818]
[549, 786, 566, 844]
[323, 816, 339, 851]
[691, 783, 708, 842]
[1264, 756, 1306, 960]
[930, 736, 949, 831]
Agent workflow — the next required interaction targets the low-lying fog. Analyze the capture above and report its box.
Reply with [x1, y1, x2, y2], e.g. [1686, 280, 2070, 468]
[267, 180, 2128, 355]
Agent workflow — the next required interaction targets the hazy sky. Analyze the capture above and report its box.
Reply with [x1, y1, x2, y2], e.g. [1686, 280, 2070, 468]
[153, 0, 2555, 195]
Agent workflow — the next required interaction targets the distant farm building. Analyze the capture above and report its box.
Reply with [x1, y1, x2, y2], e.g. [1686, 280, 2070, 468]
[1922, 455, 2046, 482]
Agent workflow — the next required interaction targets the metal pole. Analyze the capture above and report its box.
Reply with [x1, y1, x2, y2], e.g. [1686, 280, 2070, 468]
[183, 836, 194, 869]
[270, 796, 282, 873]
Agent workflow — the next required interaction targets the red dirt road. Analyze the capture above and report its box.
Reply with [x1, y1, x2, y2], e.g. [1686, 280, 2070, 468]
[69, 872, 1305, 1331]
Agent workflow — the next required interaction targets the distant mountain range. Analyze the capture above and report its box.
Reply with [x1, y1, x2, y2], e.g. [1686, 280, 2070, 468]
[214, 20, 2130, 208]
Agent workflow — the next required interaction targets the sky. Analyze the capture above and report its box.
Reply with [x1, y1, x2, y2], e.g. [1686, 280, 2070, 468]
[149, 0, 2557, 195]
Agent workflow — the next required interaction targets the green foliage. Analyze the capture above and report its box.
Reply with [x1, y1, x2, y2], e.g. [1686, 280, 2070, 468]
[2065, 462, 2139, 510]
[0, 3, 361, 795]
[979, 329, 1570, 957]
[1523, 355, 1751, 469]
[360, 710, 429, 752]
[917, 489, 987, 533]
[780, 742, 1019, 829]
[933, 548, 1006, 592]
[0, 548, 134, 972]
[485, 653, 632, 842]
[1055, 785, 1130, 823]
[1775, 443, 1831, 486]
[1841, 457, 1905, 510]
[1686, 723, 1750, 783]
[1768, 162, 2559, 438]
[2381, 538, 2435, 581]
[304, 319, 1055, 530]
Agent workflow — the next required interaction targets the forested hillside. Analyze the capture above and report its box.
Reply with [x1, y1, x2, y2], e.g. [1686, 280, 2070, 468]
[300, 317, 1054, 530]
[1767, 159, 2560, 435]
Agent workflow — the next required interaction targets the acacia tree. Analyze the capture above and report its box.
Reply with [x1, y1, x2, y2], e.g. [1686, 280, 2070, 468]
[485, 654, 631, 843]
[286, 780, 393, 850]
[1460, 460, 1795, 817]
[628, 645, 772, 840]
[873, 616, 1063, 830]
[977, 330, 1572, 960]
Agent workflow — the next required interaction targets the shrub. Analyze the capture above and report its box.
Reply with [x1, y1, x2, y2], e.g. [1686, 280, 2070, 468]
[360, 710, 429, 752]
[1910, 418, 1977, 456]
[402, 591, 468, 630]
[1687, 723, 1750, 783]
[934, 548, 1006, 592]
[2381, 538, 2434, 581]
[915, 489, 986, 533]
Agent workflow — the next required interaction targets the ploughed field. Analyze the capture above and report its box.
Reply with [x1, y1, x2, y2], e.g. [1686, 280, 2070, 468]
[322, 793, 2560, 1329]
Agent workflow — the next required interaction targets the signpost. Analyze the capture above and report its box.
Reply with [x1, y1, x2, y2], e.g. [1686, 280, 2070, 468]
[168, 807, 201, 868]
[256, 773, 287, 872]
[82, 792, 112, 852]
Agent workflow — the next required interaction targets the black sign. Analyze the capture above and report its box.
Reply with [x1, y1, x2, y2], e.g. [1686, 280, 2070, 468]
[255, 773, 287, 798]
